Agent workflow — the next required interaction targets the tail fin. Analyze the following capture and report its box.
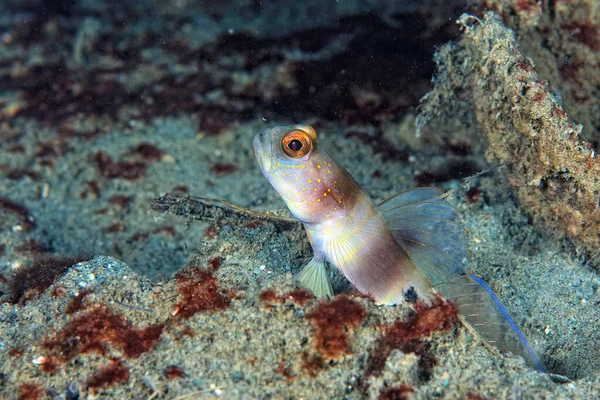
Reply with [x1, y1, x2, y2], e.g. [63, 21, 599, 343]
[435, 274, 545, 372]
[379, 188, 545, 371]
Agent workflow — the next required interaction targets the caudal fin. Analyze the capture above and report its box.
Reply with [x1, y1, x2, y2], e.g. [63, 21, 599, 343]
[379, 188, 545, 371]
[435, 274, 545, 372]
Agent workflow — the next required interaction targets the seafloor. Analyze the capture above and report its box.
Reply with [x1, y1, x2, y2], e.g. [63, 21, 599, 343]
[0, 1, 599, 399]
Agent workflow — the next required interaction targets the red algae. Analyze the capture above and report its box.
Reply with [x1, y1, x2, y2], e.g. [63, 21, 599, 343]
[276, 360, 295, 381]
[8, 348, 25, 358]
[207, 256, 222, 271]
[211, 162, 238, 176]
[8, 254, 91, 303]
[259, 289, 284, 305]
[466, 186, 482, 203]
[131, 143, 164, 161]
[165, 365, 185, 380]
[65, 288, 93, 314]
[466, 392, 489, 400]
[173, 267, 231, 319]
[258, 288, 313, 307]
[106, 223, 125, 233]
[365, 296, 458, 379]
[17, 383, 43, 400]
[43, 306, 164, 362]
[301, 353, 324, 376]
[40, 356, 59, 373]
[15, 239, 44, 255]
[80, 180, 102, 199]
[561, 21, 600, 51]
[108, 194, 132, 209]
[7, 168, 41, 181]
[305, 296, 366, 359]
[0, 197, 36, 231]
[204, 226, 219, 239]
[175, 325, 196, 340]
[94, 151, 147, 180]
[379, 384, 414, 400]
[283, 289, 313, 307]
[86, 358, 130, 391]
[243, 220, 263, 229]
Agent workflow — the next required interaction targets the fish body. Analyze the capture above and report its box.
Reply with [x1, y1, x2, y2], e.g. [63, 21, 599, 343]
[253, 124, 544, 371]
[253, 125, 432, 304]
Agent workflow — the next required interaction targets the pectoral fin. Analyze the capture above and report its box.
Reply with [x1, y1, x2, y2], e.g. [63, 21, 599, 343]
[295, 258, 334, 298]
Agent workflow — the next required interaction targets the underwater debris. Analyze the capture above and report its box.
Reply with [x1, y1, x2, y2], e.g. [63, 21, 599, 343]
[86, 358, 130, 391]
[420, 11, 600, 263]
[172, 267, 231, 319]
[365, 296, 458, 380]
[8, 254, 90, 303]
[150, 192, 299, 230]
[305, 296, 366, 359]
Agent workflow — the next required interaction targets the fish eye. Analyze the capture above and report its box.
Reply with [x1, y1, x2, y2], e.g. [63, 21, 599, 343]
[281, 130, 312, 158]
[288, 139, 303, 152]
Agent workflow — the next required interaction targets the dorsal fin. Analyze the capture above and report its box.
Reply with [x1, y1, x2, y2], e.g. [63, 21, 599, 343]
[378, 187, 468, 285]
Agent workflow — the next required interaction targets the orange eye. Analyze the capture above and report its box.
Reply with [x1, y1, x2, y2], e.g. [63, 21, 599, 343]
[281, 130, 312, 158]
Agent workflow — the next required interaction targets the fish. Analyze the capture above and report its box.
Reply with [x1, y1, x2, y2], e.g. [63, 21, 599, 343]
[253, 124, 545, 372]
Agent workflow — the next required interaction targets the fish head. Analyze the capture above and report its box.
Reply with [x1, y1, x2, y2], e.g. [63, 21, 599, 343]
[253, 124, 355, 223]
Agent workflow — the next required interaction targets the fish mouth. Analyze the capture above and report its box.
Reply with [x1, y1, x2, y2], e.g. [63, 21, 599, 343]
[252, 132, 271, 173]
